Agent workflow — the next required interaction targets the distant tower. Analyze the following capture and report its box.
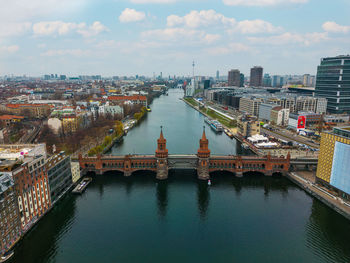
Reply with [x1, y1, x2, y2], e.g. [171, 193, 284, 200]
[216, 70, 219, 80]
[155, 126, 168, 180]
[197, 127, 210, 180]
[192, 60, 195, 79]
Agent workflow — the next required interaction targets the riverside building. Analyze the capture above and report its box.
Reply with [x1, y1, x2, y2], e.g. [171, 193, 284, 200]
[0, 175, 21, 256]
[315, 55, 350, 114]
[316, 127, 350, 200]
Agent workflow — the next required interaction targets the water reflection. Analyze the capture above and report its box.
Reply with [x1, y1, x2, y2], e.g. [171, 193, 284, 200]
[197, 181, 210, 220]
[306, 199, 350, 263]
[11, 196, 77, 263]
[156, 181, 168, 219]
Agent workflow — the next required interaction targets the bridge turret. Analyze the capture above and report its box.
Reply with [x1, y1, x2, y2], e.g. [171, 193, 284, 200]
[156, 126, 168, 180]
[156, 126, 168, 159]
[197, 127, 210, 180]
[197, 127, 210, 158]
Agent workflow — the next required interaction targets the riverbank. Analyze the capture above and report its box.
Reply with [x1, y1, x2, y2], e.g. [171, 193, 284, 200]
[182, 97, 261, 155]
[287, 171, 350, 220]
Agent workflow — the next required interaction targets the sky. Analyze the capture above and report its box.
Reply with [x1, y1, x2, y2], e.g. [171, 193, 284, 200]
[0, 0, 349, 77]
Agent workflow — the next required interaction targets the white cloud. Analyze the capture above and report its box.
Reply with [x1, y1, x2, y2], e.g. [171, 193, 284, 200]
[0, 0, 86, 23]
[204, 43, 251, 55]
[142, 27, 220, 44]
[130, 0, 176, 2]
[248, 32, 328, 46]
[32, 21, 108, 37]
[166, 10, 280, 34]
[223, 0, 308, 6]
[235, 19, 282, 34]
[119, 8, 146, 23]
[167, 10, 236, 28]
[322, 21, 350, 34]
[0, 22, 32, 38]
[0, 45, 20, 53]
[77, 21, 109, 37]
[41, 49, 90, 57]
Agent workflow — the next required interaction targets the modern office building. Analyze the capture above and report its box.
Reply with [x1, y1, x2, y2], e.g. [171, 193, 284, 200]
[228, 69, 240, 87]
[316, 127, 350, 199]
[315, 55, 350, 114]
[0, 175, 21, 256]
[239, 97, 264, 116]
[240, 73, 245, 87]
[46, 153, 73, 205]
[250, 66, 263, 87]
[258, 103, 275, 122]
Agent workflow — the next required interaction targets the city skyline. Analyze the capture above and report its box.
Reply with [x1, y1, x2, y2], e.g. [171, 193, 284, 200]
[0, 0, 349, 76]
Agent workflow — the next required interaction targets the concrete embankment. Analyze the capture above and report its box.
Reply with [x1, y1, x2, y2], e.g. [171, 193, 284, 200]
[286, 172, 350, 221]
[182, 98, 261, 155]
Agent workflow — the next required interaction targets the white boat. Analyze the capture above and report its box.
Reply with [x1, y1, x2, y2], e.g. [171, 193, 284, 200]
[1, 251, 14, 262]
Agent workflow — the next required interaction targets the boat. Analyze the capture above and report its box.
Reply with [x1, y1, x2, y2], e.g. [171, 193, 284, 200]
[210, 120, 223, 133]
[1, 251, 14, 262]
[224, 129, 234, 139]
[204, 117, 212, 125]
[204, 118, 223, 133]
[72, 177, 92, 194]
[146, 107, 151, 112]
[208, 180, 211, 186]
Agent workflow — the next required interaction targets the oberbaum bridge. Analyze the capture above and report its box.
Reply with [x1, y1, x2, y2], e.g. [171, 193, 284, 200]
[78, 128, 318, 180]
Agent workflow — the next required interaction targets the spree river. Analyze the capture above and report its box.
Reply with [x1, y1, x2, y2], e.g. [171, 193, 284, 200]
[11, 89, 350, 263]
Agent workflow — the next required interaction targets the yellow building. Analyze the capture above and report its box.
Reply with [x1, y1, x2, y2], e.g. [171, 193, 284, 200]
[62, 116, 78, 134]
[316, 127, 350, 199]
[237, 116, 260, 138]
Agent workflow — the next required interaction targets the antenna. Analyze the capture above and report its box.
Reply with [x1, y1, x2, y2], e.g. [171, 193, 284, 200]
[192, 60, 195, 79]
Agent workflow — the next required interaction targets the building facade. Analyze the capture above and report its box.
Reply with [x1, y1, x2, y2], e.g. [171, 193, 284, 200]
[239, 97, 264, 116]
[315, 55, 350, 114]
[316, 127, 350, 200]
[46, 154, 72, 205]
[0, 175, 21, 256]
[228, 69, 240, 87]
[250, 66, 263, 87]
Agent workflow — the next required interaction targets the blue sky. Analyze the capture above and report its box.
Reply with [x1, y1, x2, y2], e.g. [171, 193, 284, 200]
[0, 0, 349, 77]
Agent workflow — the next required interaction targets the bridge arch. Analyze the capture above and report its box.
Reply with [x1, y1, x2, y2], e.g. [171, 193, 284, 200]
[243, 171, 266, 177]
[209, 169, 236, 176]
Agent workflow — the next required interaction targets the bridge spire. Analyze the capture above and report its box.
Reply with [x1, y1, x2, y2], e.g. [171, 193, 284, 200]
[156, 126, 168, 158]
[198, 127, 210, 158]
[156, 126, 168, 180]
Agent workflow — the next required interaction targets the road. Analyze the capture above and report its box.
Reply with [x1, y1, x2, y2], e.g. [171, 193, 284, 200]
[261, 127, 320, 149]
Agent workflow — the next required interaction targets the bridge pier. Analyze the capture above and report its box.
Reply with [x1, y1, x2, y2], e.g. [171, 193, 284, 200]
[124, 171, 132, 177]
[197, 160, 210, 180]
[236, 171, 243, 178]
[156, 159, 168, 180]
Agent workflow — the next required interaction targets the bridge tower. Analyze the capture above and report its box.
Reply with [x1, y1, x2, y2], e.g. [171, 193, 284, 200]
[197, 127, 211, 180]
[155, 127, 168, 180]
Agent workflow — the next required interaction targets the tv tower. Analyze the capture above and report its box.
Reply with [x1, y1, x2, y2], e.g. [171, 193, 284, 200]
[192, 60, 195, 79]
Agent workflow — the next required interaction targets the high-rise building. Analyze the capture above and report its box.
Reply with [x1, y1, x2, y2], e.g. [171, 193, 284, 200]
[228, 69, 240, 87]
[263, 73, 272, 87]
[250, 66, 263, 87]
[216, 70, 219, 80]
[240, 73, 245, 87]
[316, 127, 350, 199]
[315, 55, 350, 114]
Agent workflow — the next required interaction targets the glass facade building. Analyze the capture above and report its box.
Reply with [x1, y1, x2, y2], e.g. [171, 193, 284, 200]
[315, 55, 350, 114]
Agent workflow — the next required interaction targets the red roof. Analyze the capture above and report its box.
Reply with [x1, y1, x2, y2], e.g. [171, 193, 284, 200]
[0, 115, 24, 120]
[108, 95, 146, 101]
[6, 104, 50, 108]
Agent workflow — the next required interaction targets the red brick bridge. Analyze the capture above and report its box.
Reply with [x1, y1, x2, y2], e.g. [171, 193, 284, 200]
[79, 128, 290, 180]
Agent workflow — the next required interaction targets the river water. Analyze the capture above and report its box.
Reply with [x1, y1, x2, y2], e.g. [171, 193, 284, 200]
[10, 89, 350, 263]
